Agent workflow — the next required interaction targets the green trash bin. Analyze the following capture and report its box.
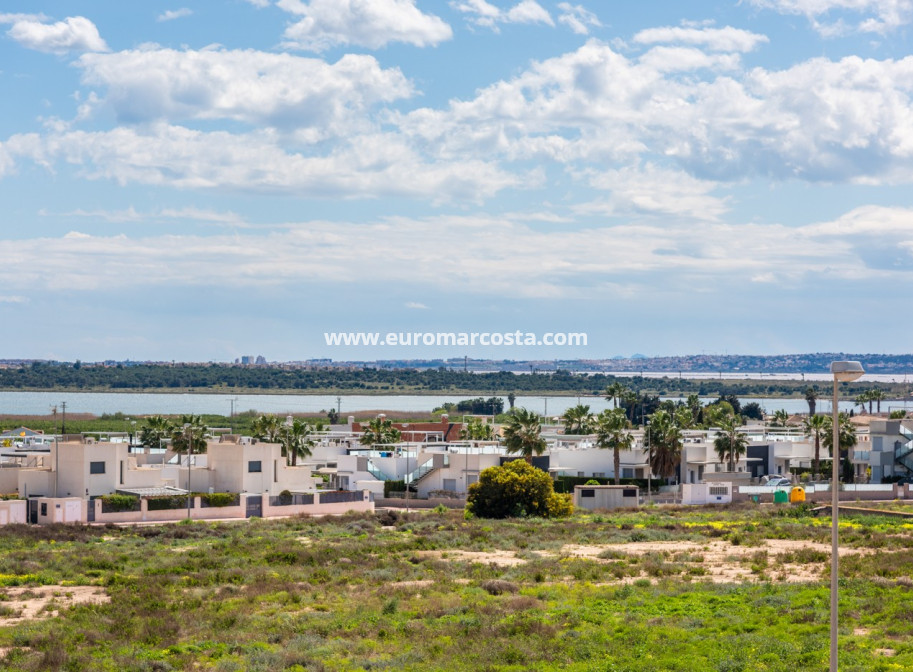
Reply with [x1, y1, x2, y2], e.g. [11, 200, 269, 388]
[773, 489, 788, 504]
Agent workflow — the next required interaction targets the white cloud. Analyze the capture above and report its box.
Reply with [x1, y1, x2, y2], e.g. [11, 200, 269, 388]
[157, 9, 193, 22]
[277, 0, 452, 51]
[405, 301, 429, 309]
[398, 41, 913, 185]
[577, 163, 730, 221]
[0, 13, 48, 24]
[1, 208, 907, 300]
[77, 49, 413, 134]
[451, 0, 553, 31]
[7, 16, 108, 54]
[243, 0, 271, 7]
[633, 26, 769, 52]
[4, 124, 521, 203]
[0, 295, 27, 303]
[53, 206, 245, 226]
[557, 3, 601, 34]
[747, 0, 913, 34]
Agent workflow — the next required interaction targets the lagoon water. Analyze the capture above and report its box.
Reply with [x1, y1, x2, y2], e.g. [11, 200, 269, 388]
[0, 390, 897, 417]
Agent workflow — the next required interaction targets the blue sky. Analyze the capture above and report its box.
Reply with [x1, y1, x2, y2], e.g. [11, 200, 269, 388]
[2, 0, 913, 362]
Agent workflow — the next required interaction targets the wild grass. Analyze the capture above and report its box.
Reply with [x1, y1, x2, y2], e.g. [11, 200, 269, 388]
[0, 506, 911, 670]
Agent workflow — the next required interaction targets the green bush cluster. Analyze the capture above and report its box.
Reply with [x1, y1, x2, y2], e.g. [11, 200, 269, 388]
[466, 459, 573, 519]
[201, 492, 237, 508]
[146, 495, 191, 511]
[99, 494, 140, 512]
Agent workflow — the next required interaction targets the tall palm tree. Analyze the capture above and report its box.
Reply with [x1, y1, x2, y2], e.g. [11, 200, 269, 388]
[594, 408, 632, 485]
[604, 382, 628, 410]
[713, 414, 748, 472]
[822, 412, 858, 482]
[803, 413, 829, 478]
[804, 387, 818, 416]
[502, 408, 547, 463]
[674, 405, 694, 430]
[359, 416, 402, 446]
[283, 418, 315, 466]
[646, 409, 682, 483]
[170, 414, 208, 457]
[871, 389, 887, 414]
[854, 392, 870, 414]
[139, 415, 174, 448]
[563, 404, 592, 435]
[686, 393, 702, 426]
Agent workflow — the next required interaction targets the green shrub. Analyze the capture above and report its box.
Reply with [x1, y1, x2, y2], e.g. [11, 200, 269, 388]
[100, 494, 140, 512]
[147, 495, 191, 511]
[465, 460, 573, 519]
[201, 492, 237, 508]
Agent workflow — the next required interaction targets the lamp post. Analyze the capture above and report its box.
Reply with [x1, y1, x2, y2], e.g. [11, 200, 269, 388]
[829, 360, 865, 672]
[403, 423, 410, 513]
[184, 423, 192, 520]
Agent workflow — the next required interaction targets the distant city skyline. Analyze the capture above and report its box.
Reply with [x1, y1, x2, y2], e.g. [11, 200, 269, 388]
[2, 2, 912, 361]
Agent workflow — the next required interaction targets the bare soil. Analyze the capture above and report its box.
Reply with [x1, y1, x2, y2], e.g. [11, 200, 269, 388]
[0, 585, 108, 626]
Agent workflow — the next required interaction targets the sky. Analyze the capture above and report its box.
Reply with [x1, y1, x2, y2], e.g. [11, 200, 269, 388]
[1, 0, 913, 363]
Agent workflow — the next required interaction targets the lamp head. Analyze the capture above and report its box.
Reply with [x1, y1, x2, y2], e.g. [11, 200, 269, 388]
[830, 360, 865, 383]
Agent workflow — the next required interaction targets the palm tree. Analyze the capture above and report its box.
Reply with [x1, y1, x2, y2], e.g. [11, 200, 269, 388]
[139, 415, 174, 448]
[502, 407, 547, 463]
[870, 389, 887, 414]
[507, 393, 516, 410]
[674, 405, 694, 430]
[562, 404, 592, 435]
[170, 414, 208, 457]
[359, 416, 401, 447]
[252, 414, 282, 443]
[771, 409, 790, 428]
[822, 412, 858, 482]
[594, 408, 632, 485]
[803, 413, 828, 479]
[283, 418, 315, 466]
[461, 417, 494, 441]
[646, 409, 682, 483]
[854, 392, 870, 414]
[713, 414, 748, 472]
[686, 393, 702, 425]
[604, 382, 628, 410]
[804, 387, 818, 416]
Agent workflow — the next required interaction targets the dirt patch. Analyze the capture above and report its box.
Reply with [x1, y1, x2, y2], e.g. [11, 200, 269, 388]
[420, 538, 871, 584]
[415, 550, 529, 567]
[0, 585, 108, 626]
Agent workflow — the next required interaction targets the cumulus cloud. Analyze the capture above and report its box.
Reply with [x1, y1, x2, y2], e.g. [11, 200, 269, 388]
[557, 3, 601, 34]
[157, 8, 193, 22]
[398, 40, 913, 185]
[451, 0, 554, 31]
[77, 49, 413, 134]
[747, 0, 913, 34]
[633, 25, 769, 52]
[277, 0, 452, 51]
[7, 16, 108, 54]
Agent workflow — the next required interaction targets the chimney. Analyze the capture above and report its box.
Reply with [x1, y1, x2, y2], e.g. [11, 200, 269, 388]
[441, 413, 449, 424]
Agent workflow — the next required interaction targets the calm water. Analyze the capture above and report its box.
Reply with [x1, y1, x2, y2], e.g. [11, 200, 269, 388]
[0, 391, 901, 417]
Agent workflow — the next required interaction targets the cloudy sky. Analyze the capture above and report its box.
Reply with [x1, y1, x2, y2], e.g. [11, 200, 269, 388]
[1, 1, 912, 363]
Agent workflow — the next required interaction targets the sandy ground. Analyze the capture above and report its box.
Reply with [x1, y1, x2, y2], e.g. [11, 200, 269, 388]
[417, 538, 872, 584]
[0, 585, 108, 626]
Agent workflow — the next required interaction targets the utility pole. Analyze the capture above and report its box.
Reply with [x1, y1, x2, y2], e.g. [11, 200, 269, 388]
[61, 401, 67, 435]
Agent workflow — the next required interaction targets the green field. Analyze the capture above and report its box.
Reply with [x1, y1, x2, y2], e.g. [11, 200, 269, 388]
[1, 505, 912, 671]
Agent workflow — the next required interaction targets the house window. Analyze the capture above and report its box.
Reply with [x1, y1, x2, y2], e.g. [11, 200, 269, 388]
[622, 468, 634, 479]
[593, 472, 605, 478]
[467, 474, 478, 486]
[709, 486, 729, 496]
[248, 460, 262, 473]
[443, 479, 456, 491]
[90, 461, 106, 474]
[577, 471, 585, 477]
[41, 503, 47, 516]
[581, 489, 595, 498]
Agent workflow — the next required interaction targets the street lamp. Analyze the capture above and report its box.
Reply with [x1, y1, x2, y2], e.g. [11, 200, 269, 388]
[184, 423, 192, 520]
[829, 360, 865, 672]
[402, 423, 410, 513]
